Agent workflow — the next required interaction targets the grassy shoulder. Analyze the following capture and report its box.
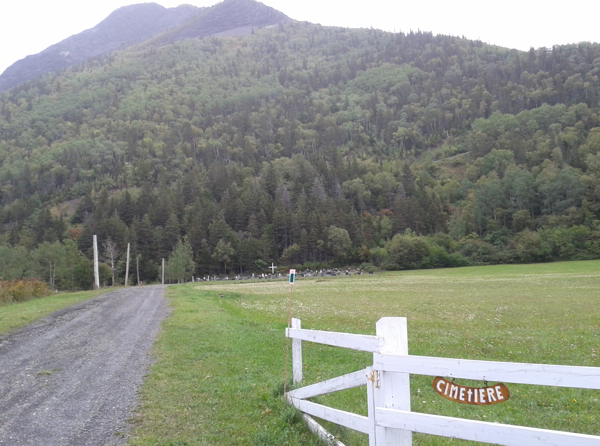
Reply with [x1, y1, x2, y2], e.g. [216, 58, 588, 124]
[129, 287, 322, 446]
[0, 288, 118, 335]
[132, 262, 600, 445]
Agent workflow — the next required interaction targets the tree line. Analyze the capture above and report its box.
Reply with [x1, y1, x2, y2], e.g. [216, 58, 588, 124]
[1, 23, 600, 288]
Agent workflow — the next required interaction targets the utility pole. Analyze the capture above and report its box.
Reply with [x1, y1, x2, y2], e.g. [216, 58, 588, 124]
[136, 255, 140, 286]
[124, 243, 130, 287]
[93, 235, 100, 290]
[162, 258, 165, 285]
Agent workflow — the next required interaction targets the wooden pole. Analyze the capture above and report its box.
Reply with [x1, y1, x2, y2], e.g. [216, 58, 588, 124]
[136, 255, 140, 286]
[93, 235, 100, 290]
[162, 258, 165, 285]
[124, 243, 130, 287]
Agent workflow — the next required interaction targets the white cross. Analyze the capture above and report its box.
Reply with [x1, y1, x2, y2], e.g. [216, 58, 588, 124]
[269, 263, 278, 274]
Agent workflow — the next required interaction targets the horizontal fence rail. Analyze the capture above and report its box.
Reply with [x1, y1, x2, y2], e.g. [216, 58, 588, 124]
[285, 327, 380, 353]
[375, 408, 600, 446]
[373, 353, 600, 389]
[287, 396, 370, 434]
[285, 317, 600, 446]
[287, 368, 368, 400]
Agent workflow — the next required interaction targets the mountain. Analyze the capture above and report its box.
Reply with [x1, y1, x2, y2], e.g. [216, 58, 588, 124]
[0, 0, 290, 92]
[154, 0, 291, 43]
[0, 3, 202, 92]
[1, 16, 600, 285]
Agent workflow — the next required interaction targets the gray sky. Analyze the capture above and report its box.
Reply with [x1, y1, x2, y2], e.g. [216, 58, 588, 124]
[1, 0, 599, 75]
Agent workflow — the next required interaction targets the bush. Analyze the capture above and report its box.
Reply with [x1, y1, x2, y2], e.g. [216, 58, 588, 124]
[384, 233, 430, 270]
[74, 258, 94, 290]
[511, 230, 551, 263]
[359, 262, 376, 273]
[421, 243, 470, 269]
[538, 226, 592, 261]
[456, 236, 499, 265]
[368, 246, 388, 266]
[0, 280, 51, 304]
[99, 263, 112, 286]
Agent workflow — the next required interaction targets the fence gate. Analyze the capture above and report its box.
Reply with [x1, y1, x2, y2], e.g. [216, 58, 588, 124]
[285, 317, 600, 446]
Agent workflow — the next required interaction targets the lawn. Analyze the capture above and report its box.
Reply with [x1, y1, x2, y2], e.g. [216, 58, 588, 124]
[130, 261, 600, 445]
[0, 288, 113, 336]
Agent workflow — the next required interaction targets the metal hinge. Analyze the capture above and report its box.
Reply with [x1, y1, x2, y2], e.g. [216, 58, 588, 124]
[367, 370, 380, 388]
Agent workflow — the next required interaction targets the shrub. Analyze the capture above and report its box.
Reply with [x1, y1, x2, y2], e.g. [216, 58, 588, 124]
[0, 280, 51, 304]
[538, 225, 593, 261]
[74, 258, 94, 290]
[384, 233, 430, 270]
[368, 246, 388, 266]
[421, 243, 470, 269]
[99, 263, 112, 286]
[511, 229, 551, 263]
[456, 236, 499, 265]
[359, 262, 376, 273]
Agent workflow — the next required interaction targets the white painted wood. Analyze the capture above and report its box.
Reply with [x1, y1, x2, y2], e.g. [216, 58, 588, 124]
[287, 396, 369, 434]
[162, 258, 165, 285]
[93, 235, 100, 290]
[288, 369, 368, 400]
[366, 367, 377, 446]
[374, 354, 600, 389]
[285, 328, 380, 353]
[285, 319, 599, 446]
[292, 318, 303, 384]
[124, 243, 130, 287]
[302, 414, 347, 446]
[375, 408, 600, 446]
[374, 317, 411, 445]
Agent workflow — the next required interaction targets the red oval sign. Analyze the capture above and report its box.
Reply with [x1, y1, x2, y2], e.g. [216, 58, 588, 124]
[433, 377, 510, 405]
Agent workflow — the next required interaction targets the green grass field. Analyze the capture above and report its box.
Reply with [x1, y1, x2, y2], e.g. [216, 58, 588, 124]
[131, 261, 599, 446]
[0, 288, 113, 336]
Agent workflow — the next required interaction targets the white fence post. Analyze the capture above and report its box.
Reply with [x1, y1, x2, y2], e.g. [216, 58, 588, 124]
[292, 318, 303, 384]
[366, 367, 377, 446]
[374, 317, 412, 446]
[286, 319, 600, 446]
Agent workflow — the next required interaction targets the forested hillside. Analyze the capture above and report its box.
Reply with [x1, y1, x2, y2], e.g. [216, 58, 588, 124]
[2, 19, 600, 288]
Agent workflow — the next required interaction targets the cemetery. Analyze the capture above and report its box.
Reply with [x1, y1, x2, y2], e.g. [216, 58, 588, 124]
[194, 267, 369, 282]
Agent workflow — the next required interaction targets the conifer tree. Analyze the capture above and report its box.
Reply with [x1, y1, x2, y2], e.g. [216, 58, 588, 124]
[163, 213, 181, 255]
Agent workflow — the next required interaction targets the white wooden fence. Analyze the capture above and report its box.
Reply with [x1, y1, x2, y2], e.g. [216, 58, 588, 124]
[284, 317, 600, 446]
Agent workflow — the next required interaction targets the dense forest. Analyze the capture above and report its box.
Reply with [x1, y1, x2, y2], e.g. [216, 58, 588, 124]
[2, 21, 600, 288]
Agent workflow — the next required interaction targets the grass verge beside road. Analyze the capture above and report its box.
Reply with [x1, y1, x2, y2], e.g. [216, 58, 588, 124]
[0, 288, 116, 335]
[129, 287, 321, 446]
[132, 261, 599, 445]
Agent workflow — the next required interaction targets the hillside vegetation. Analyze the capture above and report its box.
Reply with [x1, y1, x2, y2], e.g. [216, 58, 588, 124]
[2, 20, 600, 286]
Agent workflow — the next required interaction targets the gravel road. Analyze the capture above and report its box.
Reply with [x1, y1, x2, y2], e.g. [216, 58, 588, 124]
[0, 286, 169, 446]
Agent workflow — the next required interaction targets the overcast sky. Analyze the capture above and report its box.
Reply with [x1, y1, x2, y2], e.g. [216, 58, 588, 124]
[1, 0, 599, 75]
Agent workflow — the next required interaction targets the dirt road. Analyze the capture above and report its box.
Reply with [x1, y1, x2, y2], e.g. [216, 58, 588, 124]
[0, 286, 169, 446]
